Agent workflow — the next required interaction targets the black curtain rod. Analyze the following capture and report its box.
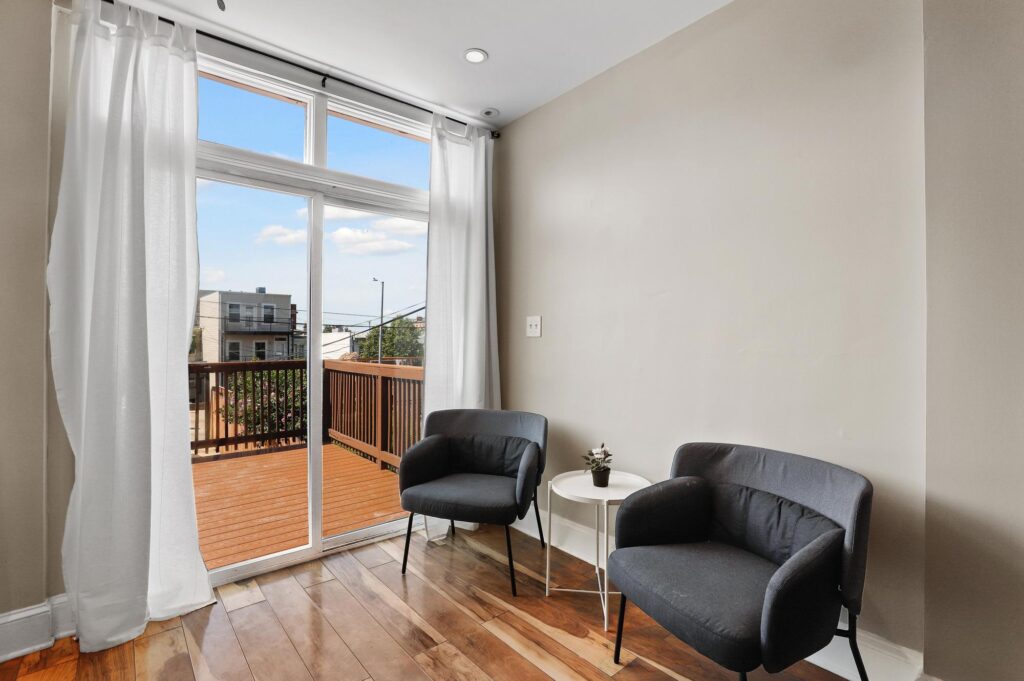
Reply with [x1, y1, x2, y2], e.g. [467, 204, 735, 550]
[97, 0, 498, 137]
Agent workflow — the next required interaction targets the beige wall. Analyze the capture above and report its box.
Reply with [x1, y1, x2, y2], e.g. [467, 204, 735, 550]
[924, 1, 1024, 678]
[495, 0, 927, 650]
[0, 0, 53, 612]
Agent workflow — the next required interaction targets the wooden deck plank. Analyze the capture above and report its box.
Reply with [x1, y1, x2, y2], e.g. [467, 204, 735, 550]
[193, 444, 404, 568]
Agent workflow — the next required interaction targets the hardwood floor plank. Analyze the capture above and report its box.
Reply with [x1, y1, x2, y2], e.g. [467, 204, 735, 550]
[481, 614, 605, 681]
[466, 525, 594, 589]
[180, 602, 254, 681]
[254, 569, 368, 681]
[0, 659, 19, 681]
[289, 559, 335, 588]
[77, 641, 134, 681]
[320, 550, 445, 656]
[469, 586, 637, 674]
[350, 543, 393, 569]
[216, 580, 265, 613]
[368, 562, 550, 681]
[451, 533, 549, 587]
[414, 643, 492, 681]
[16, 660, 76, 681]
[227, 602, 313, 681]
[612, 658, 678, 681]
[134, 628, 195, 681]
[15, 637, 78, 676]
[376, 538, 505, 623]
[141, 618, 182, 640]
[304, 579, 431, 681]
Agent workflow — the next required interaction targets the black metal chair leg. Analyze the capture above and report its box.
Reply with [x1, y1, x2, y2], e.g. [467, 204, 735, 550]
[738, 673, 748, 681]
[848, 614, 869, 681]
[401, 513, 414, 574]
[533, 491, 546, 548]
[614, 596, 627, 664]
[450, 519, 456, 537]
[505, 524, 518, 596]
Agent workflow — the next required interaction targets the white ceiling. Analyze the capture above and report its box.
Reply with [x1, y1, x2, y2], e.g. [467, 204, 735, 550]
[133, 0, 733, 127]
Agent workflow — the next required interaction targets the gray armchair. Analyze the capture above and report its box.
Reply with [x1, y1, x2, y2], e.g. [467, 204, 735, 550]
[398, 409, 548, 595]
[609, 443, 873, 681]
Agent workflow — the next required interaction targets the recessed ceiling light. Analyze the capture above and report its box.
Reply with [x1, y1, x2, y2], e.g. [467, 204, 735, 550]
[464, 48, 489, 64]
[480, 108, 500, 119]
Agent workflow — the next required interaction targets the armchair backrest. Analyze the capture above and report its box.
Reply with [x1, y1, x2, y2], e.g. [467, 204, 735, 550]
[424, 409, 548, 479]
[671, 442, 873, 615]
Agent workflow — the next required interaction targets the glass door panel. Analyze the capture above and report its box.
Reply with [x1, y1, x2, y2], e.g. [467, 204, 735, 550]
[320, 205, 427, 540]
[190, 179, 311, 569]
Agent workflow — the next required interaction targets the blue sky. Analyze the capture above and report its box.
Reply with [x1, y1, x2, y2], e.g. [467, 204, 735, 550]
[196, 76, 429, 330]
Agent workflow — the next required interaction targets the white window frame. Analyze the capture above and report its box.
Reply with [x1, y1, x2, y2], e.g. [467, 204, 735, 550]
[196, 52, 430, 585]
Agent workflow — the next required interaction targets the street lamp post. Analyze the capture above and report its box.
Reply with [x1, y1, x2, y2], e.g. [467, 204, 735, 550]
[372, 277, 384, 364]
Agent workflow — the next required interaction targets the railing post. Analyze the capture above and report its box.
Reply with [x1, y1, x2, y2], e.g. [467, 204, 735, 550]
[375, 368, 384, 470]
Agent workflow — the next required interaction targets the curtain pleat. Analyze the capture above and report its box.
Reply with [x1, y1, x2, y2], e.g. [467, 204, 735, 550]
[48, 0, 212, 651]
[423, 114, 501, 414]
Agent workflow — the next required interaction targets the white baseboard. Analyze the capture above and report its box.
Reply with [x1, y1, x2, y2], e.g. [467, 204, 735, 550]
[0, 594, 73, 663]
[805, 612, 923, 681]
[512, 513, 925, 681]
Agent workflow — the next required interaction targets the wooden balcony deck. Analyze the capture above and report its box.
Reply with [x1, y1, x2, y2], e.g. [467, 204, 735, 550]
[192, 443, 406, 569]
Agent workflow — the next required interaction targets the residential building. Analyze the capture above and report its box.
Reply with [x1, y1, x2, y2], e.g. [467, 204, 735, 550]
[195, 287, 306, 362]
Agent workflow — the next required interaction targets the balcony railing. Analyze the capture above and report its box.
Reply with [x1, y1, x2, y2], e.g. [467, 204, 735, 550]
[323, 359, 424, 469]
[189, 359, 308, 456]
[188, 359, 424, 467]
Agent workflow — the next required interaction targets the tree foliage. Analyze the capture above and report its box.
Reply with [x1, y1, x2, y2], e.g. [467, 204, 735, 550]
[358, 317, 423, 361]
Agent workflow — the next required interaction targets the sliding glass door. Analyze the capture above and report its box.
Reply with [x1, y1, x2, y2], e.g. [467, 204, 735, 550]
[320, 206, 428, 545]
[187, 56, 430, 579]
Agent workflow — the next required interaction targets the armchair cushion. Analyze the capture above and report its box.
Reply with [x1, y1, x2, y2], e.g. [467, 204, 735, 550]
[608, 542, 778, 672]
[711, 482, 840, 566]
[401, 473, 519, 524]
[449, 433, 533, 478]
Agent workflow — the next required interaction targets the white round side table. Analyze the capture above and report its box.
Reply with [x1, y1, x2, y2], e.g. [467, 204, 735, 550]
[545, 470, 651, 630]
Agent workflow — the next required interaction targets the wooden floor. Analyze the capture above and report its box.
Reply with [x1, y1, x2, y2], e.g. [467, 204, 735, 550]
[1, 526, 844, 681]
[192, 443, 407, 568]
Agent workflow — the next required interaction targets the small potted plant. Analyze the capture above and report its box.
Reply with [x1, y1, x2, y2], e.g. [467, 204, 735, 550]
[583, 443, 613, 487]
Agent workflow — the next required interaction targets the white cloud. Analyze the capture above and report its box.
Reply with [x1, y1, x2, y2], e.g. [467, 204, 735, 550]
[328, 227, 414, 255]
[201, 267, 226, 285]
[373, 216, 427, 236]
[257, 224, 307, 245]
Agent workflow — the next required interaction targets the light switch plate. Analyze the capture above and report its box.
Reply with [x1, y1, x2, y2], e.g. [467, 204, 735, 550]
[526, 315, 542, 337]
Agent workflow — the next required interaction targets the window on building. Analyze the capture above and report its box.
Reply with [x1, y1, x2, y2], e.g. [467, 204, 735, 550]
[227, 302, 240, 323]
[243, 304, 256, 326]
[226, 341, 240, 361]
[254, 341, 267, 360]
[262, 304, 276, 324]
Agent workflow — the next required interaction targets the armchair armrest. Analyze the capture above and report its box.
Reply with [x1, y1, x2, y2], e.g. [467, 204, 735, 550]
[760, 528, 844, 673]
[514, 443, 540, 519]
[399, 434, 450, 493]
[615, 476, 711, 549]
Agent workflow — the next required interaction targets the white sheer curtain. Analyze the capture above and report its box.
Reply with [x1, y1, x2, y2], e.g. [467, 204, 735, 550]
[424, 114, 501, 414]
[48, 0, 212, 651]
